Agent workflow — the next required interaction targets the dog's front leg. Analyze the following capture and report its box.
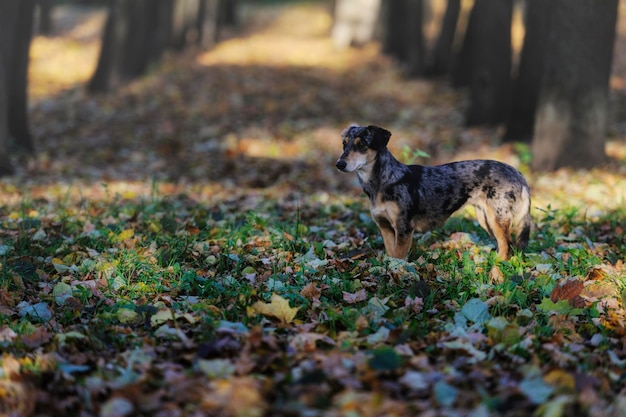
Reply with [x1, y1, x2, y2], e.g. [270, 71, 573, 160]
[376, 222, 397, 257]
[393, 232, 413, 259]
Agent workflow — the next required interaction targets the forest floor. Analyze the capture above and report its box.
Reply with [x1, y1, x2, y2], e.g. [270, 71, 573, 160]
[1, 2, 625, 417]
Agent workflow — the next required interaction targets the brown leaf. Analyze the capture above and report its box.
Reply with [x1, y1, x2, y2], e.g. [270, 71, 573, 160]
[342, 289, 367, 304]
[300, 282, 322, 301]
[19, 326, 52, 349]
[550, 277, 584, 307]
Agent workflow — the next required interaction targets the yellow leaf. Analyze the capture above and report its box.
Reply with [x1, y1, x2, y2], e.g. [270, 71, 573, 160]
[150, 308, 175, 327]
[9, 212, 19, 220]
[117, 229, 134, 241]
[251, 293, 299, 324]
[27, 210, 39, 218]
[544, 369, 576, 391]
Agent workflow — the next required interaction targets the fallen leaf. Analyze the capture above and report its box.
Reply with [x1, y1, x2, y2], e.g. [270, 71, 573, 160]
[100, 396, 134, 417]
[289, 332, 335, 352]
[342, 289, 366, 304]
[250, 293, 299, 324]
[550, 277, 584, 307]
[53, 282, 73, 306]
[19, 327, 52, 349]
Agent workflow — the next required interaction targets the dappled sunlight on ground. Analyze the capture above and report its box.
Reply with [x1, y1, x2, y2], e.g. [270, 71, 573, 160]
[197, 4, 377, 70]
[28, 6, 105, 99]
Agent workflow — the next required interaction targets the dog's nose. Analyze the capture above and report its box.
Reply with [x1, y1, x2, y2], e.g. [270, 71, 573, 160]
[336, 159, 347, 171]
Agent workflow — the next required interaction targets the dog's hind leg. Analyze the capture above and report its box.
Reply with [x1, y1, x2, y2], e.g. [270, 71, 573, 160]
[513, 187, 532, 250]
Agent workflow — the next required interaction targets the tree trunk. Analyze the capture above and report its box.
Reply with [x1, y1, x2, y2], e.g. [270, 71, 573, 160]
[8, 0, 36, 152]
[382, 0, 410, 61]
[531, 0, 618, 171]
[404, 0, 425, 77]
[171, 0, 200, 49]
[0, 54, 12, 176]
[0, 2, 19, 175]
[198, 0, 219, 48]
[213, 0, 239, 43]
[503, 0, 549, 142]
[37, 0, 54, 36]
[88, 0, 127, 93]
[88, 0, 174, 94]
[429, 0, 460, 77]
[221, 0, 238, 27]
[331, 0, 381, 48]
[457, 0, 512, 126]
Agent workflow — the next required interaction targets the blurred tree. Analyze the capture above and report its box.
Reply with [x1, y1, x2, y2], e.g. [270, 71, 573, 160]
[89, 0, 233, 94]
[37, 0, 54, 36]
[381, 0, 425, 76]
[8, 0, 37, 152]
[0, 0, 36, 175]
[428, 0, 460, 77]
[531, 0, 618, 171]
[453, 0, 512, 126]
[331, 0, 381, 48]
[198, 0, 220, 47]
[89, 0, 170, 93]
[382, 0, 410, 61]
[171, 0, 200, 50]
[0, 2, 18, 176]
[503, 0, 548, 142]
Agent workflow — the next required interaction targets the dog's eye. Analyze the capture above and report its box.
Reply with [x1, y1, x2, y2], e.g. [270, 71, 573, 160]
[356, 141, 368, 151]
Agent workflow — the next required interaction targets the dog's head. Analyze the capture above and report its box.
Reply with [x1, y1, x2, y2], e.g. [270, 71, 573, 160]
[336, 124, 391, 172]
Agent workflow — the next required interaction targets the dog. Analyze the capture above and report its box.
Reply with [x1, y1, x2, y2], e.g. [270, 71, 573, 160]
[336, 124, 531, 260]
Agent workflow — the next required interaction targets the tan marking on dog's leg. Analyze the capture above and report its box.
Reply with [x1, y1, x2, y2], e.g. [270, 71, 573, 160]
[378, 225, 397, 257]
[392, 233, 413, 259]
[475, 206, 490, 237]
[494, 219, 511, 259]
[485, 206, 512, 259]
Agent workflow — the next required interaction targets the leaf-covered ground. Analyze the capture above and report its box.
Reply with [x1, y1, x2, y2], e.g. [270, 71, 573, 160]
[1, 3, 626, 417]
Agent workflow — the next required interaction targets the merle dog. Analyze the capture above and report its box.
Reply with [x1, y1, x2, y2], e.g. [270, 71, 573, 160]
[336, 125, 531, 260]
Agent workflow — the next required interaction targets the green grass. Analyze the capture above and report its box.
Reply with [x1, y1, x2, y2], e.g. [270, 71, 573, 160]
[1, 190, 625, 415]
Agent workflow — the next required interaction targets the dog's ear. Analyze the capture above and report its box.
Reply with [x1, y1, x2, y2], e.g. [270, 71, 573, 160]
[366, 125, 391, 150]
[341, 124, 360, 139]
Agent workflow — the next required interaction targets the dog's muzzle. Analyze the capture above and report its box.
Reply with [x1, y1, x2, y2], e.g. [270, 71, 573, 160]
[336, 159, 347, 171]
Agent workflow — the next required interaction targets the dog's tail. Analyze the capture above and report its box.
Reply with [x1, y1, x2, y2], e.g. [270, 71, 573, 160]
[513, 186, 532, 249]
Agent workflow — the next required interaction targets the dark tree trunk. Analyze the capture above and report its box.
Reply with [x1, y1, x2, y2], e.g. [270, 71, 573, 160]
[8, 0, 36, 152]
[531, 0, 618, 171]
[88, 0, 175, 94]
[213, 0, 239, 43]
[0, 1, 20, 175]
[37, 0, 54, 36]
[503, 0, 549, 142]
[88, 0, 128, 93]
[381, 0, 425, 76]
[122, 0, 160, 78]
[455, 0, 512, 126]
[382, 0, 410, 61]
[221, 0, 238, 27]
[404, 0, 425, 77]
[150, 0, 174, 60]
[429, 0, 460, 77]
[0, 54, 12, 176]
